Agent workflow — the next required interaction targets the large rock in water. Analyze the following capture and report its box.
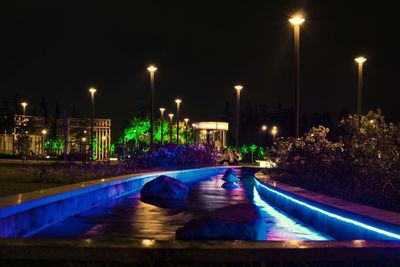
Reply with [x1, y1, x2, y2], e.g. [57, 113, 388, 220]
[176, 203, 266, 240]
[140, 175, 189, 200]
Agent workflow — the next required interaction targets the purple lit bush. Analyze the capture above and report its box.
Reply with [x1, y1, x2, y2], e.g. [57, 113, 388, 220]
[269, 110, 400, 212]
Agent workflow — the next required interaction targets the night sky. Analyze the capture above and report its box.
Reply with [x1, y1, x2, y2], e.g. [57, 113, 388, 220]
[1, 1, 399, 139]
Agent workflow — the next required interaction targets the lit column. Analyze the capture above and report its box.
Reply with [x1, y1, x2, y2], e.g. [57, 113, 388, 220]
[159, 107, 165, 145]
[168, 113, 174, 143]
[175, 99, 182, 144]
[41, 129, 47, 156]
[192, 123, 196, 144]
[234, 85, 243, 153]
[21, 102, 28, 115]
[184, 118, 189, 143]
[147, 65, 157, 148]
[289, 15, 305, 138]
[89, 87, 96, 160]
[354, 57, 367, 119]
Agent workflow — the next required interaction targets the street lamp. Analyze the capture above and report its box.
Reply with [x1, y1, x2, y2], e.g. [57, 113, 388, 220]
[192, 123, 196, 144]
[289, 14, 305, 138]
[89, 87, 96, 161]
[21, 102, 28, 115]
[271, 126, 278, 144]
[184, 118, 189, 143]
[41, 129, 47, 156]
[234, 85, 243, 153]
[159, 107, 165, 145]
[168, 113, 174, 143]
[354, 56, 367, 120]
[175, 98, 182, 144]
[147, 65, 157, 148]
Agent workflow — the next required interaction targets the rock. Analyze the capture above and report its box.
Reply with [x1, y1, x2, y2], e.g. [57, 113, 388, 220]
[221, 181, 239, 189]
[224, 168, 238, 176]
[140, 175, 189, 200]
[222, 174, 240, 182]
[176, 203, 266, 240]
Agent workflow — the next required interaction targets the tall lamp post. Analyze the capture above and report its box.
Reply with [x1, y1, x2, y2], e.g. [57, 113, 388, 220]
[271, 126, 278, 144]
[147, 65, 157, 148]
[289, 15, 305, 138]
[175, 99, 182, 144]
[192, 123, 196, 144]
[41, 129, 47, 156]
[159, 108, 165, 145]
[234, 85, 243, 153]
[168, 113, 174, 143]
[89, 87, 96, 161]
[354, 57, 367, 120]
[21, 102, 28, 115]
[184, 118, 189, 143]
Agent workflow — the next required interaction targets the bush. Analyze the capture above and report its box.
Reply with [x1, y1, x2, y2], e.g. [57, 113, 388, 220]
[269, 110, 400, 212]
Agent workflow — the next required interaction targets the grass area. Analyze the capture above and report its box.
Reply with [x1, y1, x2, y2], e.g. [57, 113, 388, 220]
[0, 160, 163, 198]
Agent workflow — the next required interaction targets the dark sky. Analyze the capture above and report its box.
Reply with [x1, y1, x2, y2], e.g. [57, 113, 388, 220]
[1, 1, 399, 139]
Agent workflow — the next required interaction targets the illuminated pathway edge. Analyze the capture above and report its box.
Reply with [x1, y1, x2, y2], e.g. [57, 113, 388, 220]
[254, 171, 400, 240]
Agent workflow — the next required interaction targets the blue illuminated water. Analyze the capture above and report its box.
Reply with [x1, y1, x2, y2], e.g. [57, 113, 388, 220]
[32, 171, 332, 240]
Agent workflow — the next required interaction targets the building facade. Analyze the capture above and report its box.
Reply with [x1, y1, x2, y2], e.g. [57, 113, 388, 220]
[56, 118, 111, 160]
[194, 121, 228, 149]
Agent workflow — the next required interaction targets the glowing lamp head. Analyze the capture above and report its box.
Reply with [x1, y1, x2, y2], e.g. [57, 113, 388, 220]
[192, 123, 196, 127]
[175, 98, 182, 104]
[102, 136, 106, 140]
[354, 57, 367, 64]
[261, 125, 267, 131]
[159, 107, 165, 112]
[168, 113, 174, 119]
[89, 87, 97, 94]
[184, 118, 189, 123]
[289, 15, 305, 26]
[234, 85, 243, 91]
[21, 102, 27, 108]
[41, 129, 47, 135]
[147, 65, 157, 72]
[82, 137, 87, 142]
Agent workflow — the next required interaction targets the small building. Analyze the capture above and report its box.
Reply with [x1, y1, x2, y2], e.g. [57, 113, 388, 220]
[56, 118, 111, 160]
[194, 122, 228, 149]
[0, 115, 46, 156]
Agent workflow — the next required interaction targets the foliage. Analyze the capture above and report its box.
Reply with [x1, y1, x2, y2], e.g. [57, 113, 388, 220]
[239, 144, 267, 163]
[269, 110, 400, 212]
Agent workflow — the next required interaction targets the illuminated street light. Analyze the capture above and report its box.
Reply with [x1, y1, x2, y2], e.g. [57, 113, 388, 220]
[21, 102, 28, 115]
[271, 126, 278, 143]
[89, 87, 96, 160]
[175, 99, 182, 144]
[147, 65, 157, 148]
[261, 125, 267, 131]
[290, 14, 305, 138]
[159, 107, 165, 144]
[184, 118, 189, 143]
[168, 113, 174, 143]
[354, 56, 367, 120]
[234, 85, 243, 152]
[41, 129, 47, 156]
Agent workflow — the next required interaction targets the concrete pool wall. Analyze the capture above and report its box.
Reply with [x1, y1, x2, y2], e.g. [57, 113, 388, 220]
[254, 172, 400, 240]
[0, 166, 232, 238]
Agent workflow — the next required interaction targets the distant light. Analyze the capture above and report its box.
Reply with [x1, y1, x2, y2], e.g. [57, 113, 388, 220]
[354, 57, 367, 64]
[261, 125, 267, 131]
[175, 98, 182, 104]
[89, 87, 97, 94]
[102, 136, 106, 140]
[41, 129, 47, 135]
[82, 137, 87, 142]
[234, 85, 243, 91]
[21, 102, 27, 107]
[271, 126, 278, 135]
[110, 157, 118, 161]
[168, 113, 174, 118]
[192, 123, 196, 127]
[289, 15, 305, 26]
[147, 65, 157, 72]
[184, 118, 189, 123]
[159, 107, 165, 112]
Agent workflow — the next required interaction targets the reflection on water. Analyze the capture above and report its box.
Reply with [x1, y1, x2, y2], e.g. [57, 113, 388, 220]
[33, 172, 332, 241]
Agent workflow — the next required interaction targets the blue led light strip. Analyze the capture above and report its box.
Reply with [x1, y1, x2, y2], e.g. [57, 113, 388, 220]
[255, 179, 400, 240]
